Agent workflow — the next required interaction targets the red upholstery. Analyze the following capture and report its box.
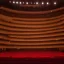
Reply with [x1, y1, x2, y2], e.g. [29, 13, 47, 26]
[0, 51, 64, 58]
[0, 51, 64, 64]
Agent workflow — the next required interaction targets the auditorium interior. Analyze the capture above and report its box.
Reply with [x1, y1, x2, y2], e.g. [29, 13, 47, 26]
[0, 0, 64, 63]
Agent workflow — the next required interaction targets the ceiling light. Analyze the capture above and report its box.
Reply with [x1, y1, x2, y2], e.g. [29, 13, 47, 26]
[26, 2, 28, 4]
[23, 2, 24, 4]
[36, 2, 38, 5]
[19, 2, 22, 4]
[34, 2, 35, 4]
[13, 1, 15, 4]
[54, 2, 57, 5]
[9, 1, 11, 3]
[31, 2, 32, 4]
[47, 2, 49, 5]
[16, 1, 18, 4]
[42, 2, 44, 5]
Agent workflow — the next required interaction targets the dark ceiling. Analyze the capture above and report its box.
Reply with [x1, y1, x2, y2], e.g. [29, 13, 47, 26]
[0, 0, 64, 11]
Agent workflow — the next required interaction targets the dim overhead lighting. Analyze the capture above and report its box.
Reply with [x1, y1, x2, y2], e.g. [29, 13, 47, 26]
[36, 2, 38, 5]
[42, 2, 44, 5]
[31, 2, 32, 4]
[47, 2, 49, 5]
[13, 1, 15, 4]
[9, 1, 11, 3]
[23, 2, 24, 4]
[20, 2, 22, 4]
[34, 2, 35, 4]
[54, 2, 57, 5]
[16, 2, 19, 4]
[26, 2, 28, 4]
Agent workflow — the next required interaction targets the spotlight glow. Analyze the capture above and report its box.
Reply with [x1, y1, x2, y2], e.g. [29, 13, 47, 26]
[9, 1, 11, 3]
[16, 1, 18, 4]
[36, 2, 38, 5]
[13, 1, 15, 4]
[42, 2, 44, 5]
[26, 2, 28, 4]
[23, 2, 24, 4]
[20, 2, 22, 4]
[54, 2, 57, 5]
[47, 2, 49, 5]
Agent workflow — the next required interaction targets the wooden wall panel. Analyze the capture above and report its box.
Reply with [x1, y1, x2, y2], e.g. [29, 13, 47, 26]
[0, 6, 64, 50]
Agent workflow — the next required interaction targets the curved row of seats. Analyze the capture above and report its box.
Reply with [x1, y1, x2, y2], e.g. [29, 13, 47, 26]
[1, 7, 64, 14]
[0, 7, 64, 18]
[0, 6, 64, 49]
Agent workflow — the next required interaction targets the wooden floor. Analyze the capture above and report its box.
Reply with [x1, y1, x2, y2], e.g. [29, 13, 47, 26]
[0, 6, 64, 49]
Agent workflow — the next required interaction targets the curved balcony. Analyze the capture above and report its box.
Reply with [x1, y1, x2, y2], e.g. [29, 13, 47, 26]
[0, 0, 64, 11]
[0, 0, 64, 50]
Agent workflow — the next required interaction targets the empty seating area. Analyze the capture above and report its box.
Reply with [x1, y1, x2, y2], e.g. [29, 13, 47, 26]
[0, 0, 64, 51]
